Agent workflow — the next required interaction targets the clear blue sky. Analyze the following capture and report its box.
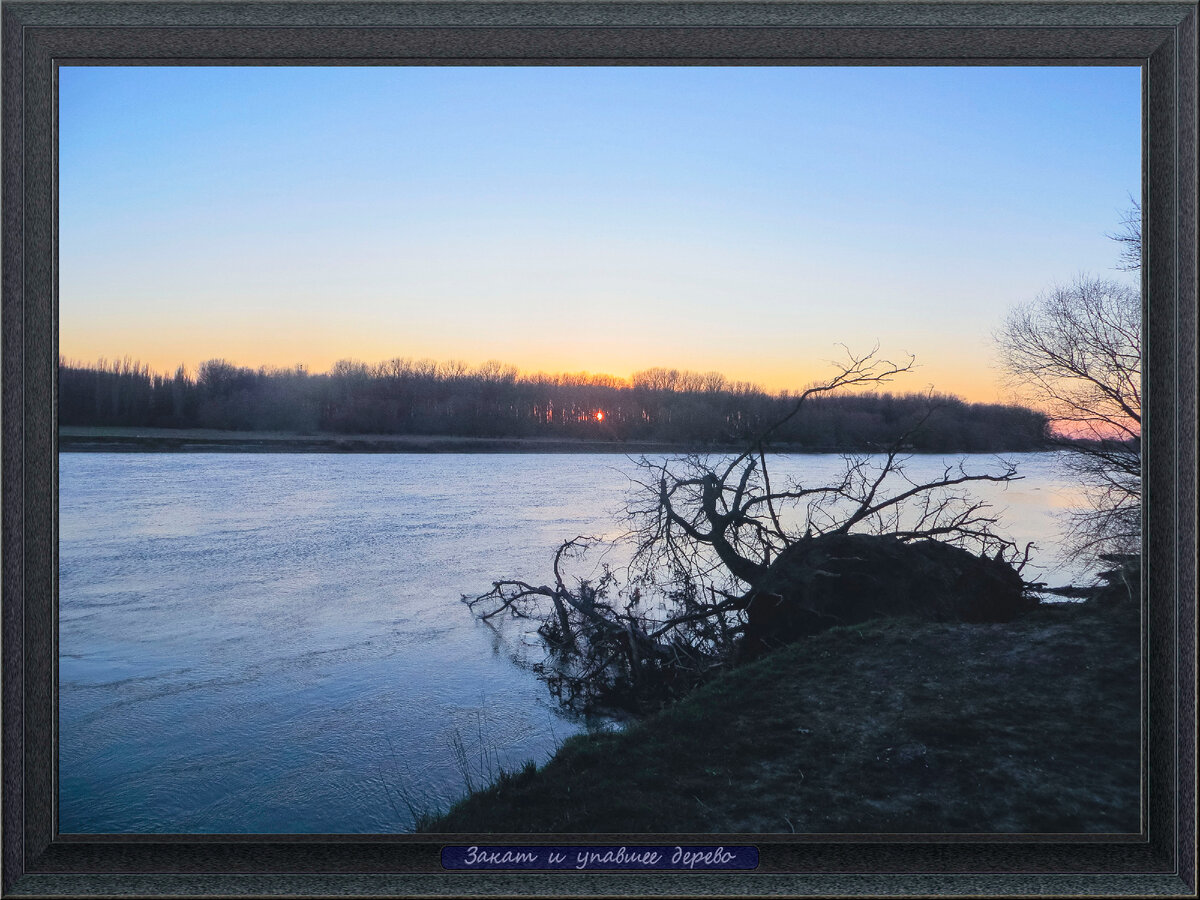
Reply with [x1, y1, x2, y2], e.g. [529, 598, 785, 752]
[59, 65, 1140, 401]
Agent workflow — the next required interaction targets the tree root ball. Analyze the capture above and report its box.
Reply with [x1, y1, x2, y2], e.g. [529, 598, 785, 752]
[739, 533, 1036, 659]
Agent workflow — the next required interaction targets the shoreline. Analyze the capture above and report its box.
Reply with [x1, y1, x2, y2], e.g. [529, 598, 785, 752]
[420, 588, 1138, 834]
[58, 426, 1052, 455]
[58, 427, 719, 454]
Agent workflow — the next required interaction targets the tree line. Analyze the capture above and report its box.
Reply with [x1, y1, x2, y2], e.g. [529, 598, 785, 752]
[58, 355, 1050, 452]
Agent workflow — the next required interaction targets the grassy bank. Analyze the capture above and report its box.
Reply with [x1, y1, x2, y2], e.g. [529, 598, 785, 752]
[422, 595, 1140, 833]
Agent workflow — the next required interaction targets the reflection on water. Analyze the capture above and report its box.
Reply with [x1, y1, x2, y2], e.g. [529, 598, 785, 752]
[59, 451, 1092, 833]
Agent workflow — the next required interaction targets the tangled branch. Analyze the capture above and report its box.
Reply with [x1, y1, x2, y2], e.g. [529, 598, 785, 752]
[466, 347, 1032, 713]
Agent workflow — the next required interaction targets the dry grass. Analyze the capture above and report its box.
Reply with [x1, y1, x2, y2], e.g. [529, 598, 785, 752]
[423, 597, 1140, 834]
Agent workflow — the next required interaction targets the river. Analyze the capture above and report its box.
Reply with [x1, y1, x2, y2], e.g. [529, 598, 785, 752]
[58, 450, 1091, 833]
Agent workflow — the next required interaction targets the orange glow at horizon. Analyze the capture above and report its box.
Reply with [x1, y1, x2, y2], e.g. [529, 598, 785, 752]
[1049, 418, 1141, 442]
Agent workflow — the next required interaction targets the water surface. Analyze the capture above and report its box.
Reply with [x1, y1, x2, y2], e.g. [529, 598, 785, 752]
[59, 451, 1087, 833]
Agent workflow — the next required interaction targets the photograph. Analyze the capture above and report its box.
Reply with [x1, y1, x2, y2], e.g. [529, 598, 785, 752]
[3, 2, 1196, 896]
[55, 62, 1145, 836]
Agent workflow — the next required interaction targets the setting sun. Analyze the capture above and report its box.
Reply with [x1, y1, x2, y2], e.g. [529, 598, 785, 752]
[595, 411, 605, 422]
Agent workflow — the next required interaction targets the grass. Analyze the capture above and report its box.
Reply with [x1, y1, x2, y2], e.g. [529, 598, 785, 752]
[420, 596, 1140, 834]
[381, 712, 529, 831]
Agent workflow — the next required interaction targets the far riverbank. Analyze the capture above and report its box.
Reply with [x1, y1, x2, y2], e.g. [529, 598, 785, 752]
[58, 426, 704, 454]
[58, 425, 1052, 456]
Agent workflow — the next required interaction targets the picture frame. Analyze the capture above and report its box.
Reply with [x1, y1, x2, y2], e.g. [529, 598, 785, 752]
[3, 1, 1195, 896]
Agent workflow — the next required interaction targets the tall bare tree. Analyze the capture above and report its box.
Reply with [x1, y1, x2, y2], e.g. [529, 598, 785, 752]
[996, 207, 1142, 559]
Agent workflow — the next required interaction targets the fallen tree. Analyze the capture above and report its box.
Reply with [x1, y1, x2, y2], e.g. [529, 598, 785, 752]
[466, 348, 1038, 712]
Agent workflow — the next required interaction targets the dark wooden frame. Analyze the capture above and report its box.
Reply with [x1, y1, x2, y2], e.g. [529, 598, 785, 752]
[3, 2, 1195, 896]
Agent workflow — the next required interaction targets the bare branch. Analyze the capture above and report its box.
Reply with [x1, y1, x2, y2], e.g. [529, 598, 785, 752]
[467, 346, 1039, 714]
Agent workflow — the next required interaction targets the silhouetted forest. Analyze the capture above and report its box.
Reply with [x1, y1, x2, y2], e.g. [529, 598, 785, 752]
[58, 357, 1050, 452]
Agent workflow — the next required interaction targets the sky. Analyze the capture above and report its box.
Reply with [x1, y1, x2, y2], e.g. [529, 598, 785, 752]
[59, 65, 1141, 403]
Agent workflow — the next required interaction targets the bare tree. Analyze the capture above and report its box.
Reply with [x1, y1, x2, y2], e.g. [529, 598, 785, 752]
[996, 207, 1142, 560]
[467, 347, 1032, 712]
[1108, 199, 1142, 273]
